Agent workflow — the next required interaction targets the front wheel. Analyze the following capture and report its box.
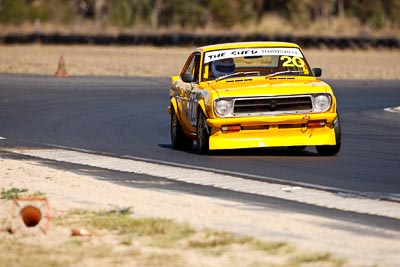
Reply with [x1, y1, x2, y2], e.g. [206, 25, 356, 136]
[196, 112, 210, 154]
[171, 108, 193, 150]
[316, 115, 341, 156]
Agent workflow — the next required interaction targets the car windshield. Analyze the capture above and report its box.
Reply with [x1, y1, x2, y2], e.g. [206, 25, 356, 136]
[202, 47, 313, 81]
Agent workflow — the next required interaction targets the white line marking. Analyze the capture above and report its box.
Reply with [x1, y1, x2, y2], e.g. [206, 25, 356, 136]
[384, 106, 400, 113]
[6, 148, 400, 220]
[0, 137, 6, 140]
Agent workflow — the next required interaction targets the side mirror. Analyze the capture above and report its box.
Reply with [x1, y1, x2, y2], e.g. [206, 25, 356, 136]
[312, 68, 322, 77]
[181, 73, 194, 83]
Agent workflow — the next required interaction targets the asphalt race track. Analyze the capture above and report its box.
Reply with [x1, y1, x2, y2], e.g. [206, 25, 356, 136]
[0, 74, 399, 201]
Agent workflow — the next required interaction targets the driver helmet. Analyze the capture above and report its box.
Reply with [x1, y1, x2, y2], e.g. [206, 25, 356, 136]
[211, 58, 235, 78]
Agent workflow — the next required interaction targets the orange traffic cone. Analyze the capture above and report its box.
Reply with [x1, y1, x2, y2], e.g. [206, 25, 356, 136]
[10, 197, 50, 235]
[54, 55, 68, 77]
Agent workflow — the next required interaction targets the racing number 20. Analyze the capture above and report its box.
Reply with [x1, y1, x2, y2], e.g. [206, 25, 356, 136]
[280, 56, 305, 68]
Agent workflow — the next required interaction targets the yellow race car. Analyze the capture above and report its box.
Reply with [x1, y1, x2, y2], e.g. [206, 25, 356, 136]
[168, 42, 341, 156]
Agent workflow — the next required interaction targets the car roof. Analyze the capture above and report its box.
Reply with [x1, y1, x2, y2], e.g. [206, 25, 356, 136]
[197, 41, 301, 53]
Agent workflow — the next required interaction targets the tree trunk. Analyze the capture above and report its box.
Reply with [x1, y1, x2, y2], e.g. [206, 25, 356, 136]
[152, 0, 162, 29]
[338, 0, 344, 18]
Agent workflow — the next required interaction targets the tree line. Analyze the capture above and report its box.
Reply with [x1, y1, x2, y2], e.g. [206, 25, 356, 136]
[0, 0, 399, 31]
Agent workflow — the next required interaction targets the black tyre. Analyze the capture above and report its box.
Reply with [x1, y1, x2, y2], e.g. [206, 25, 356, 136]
[316, 115, 341, 156]
[171, 108, 193, 150]
[196, 112, 210, 154]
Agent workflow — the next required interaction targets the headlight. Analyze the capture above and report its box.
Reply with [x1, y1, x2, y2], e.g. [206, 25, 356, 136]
[313, 94, 331, 112]
[214, 99, 233, 116]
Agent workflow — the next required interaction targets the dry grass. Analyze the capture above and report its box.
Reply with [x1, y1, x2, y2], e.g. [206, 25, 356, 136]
[0, 44, 399, 79]
[304, 49, 400, 80]
[0, 209, 347, 267]
[0, 44, 189, 77]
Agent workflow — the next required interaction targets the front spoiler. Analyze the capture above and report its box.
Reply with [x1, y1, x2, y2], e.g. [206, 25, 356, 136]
[207, 113, 337, 150]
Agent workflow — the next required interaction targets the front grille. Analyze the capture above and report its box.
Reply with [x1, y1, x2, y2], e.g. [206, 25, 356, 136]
[233, 96, 312, 115]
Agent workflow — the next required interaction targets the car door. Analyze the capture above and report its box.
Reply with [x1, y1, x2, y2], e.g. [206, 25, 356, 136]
[177, 52, 201, 133]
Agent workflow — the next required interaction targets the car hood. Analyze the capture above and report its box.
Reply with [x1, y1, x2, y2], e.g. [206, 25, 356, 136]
[205, 77, 332, 98]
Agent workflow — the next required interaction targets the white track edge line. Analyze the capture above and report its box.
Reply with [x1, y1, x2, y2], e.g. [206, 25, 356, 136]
[4, 147, 400, 220]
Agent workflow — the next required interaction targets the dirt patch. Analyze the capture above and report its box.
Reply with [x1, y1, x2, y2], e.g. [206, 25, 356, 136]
[1, 156, 400, 267]
[0, 44, 399, 79]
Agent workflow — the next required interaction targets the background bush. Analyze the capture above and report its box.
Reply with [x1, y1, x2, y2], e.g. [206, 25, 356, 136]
[0, 0, 399, 32]
[0, 0, 50, 25]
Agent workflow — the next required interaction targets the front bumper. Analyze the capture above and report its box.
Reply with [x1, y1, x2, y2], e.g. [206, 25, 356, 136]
[207, 113, 337, 150]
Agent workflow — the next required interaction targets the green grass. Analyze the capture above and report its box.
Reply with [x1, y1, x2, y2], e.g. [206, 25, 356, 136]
[0, 188, 28, 200]
[249, 239, 293, 254]
[0, 187, 46, 200]
[288, 252, 346, 267]
[84, 211, 194, 238]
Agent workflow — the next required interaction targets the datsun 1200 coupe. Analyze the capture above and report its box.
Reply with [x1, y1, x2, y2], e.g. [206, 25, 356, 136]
[168, 42, 341, 156]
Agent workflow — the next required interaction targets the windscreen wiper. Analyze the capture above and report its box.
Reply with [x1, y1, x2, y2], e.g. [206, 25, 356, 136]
[265, 70, 304, 78]
[215, 71, 260, 82]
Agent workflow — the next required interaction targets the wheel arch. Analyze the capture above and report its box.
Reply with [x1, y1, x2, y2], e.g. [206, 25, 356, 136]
[196, 99, 208, 119]
[169, 97, 187, 130]
[168, 97, 178, 115]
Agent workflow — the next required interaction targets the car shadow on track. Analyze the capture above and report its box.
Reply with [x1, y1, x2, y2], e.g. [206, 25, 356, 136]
[158, 144, 320, 157]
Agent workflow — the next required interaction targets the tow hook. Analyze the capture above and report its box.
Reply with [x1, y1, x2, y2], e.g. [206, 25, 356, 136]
[301, 115, 310, 133]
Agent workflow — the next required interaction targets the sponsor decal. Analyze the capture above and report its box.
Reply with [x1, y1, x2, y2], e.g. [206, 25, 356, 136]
[204, 48, 303, 63]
